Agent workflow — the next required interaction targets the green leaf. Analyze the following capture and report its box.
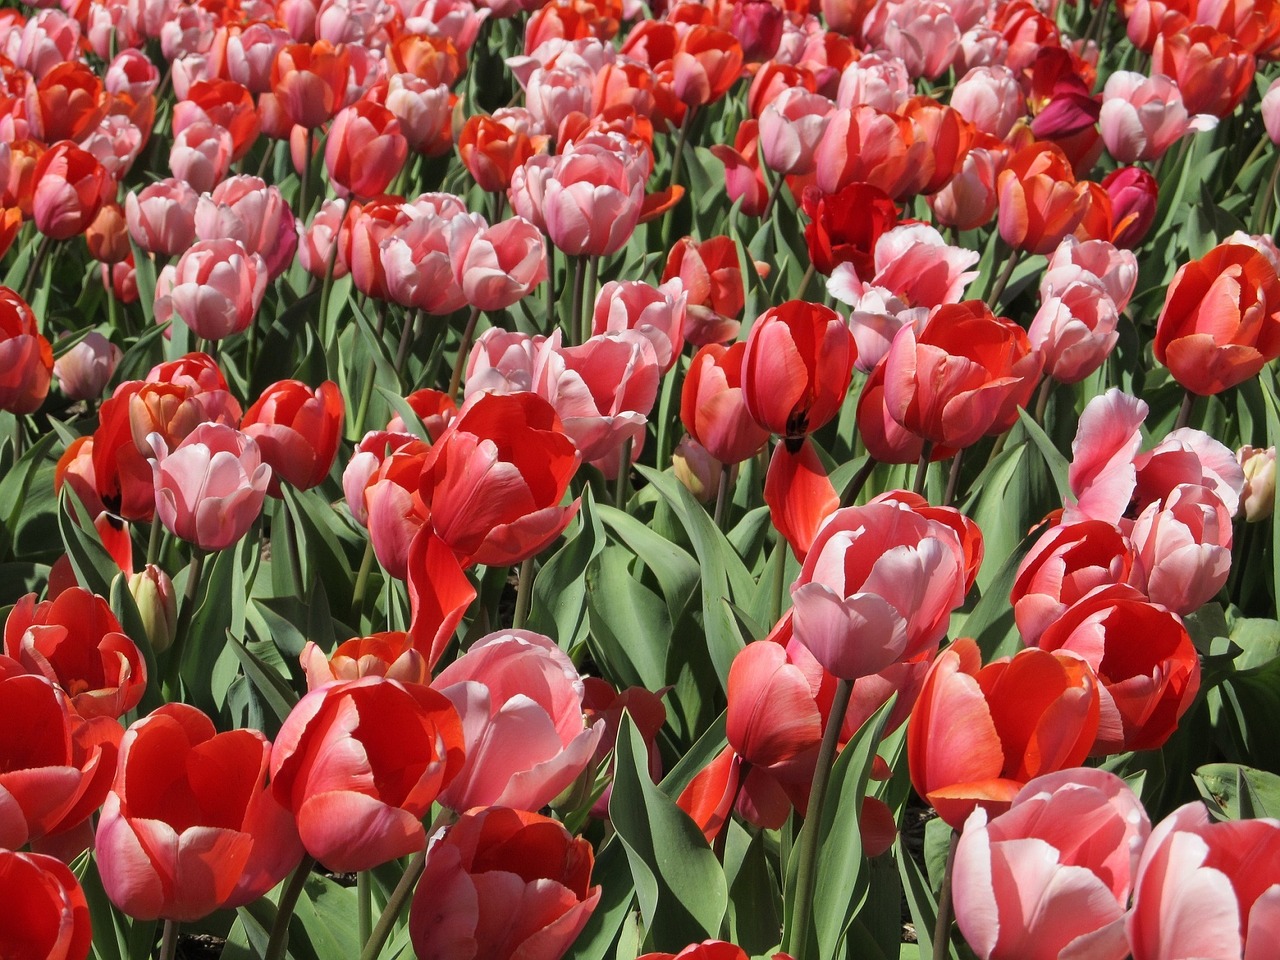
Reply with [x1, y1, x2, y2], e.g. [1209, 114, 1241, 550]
[564, 843, 636, 960]
[586, 545, 670, 694]
[57, 488, 122, 598]
[528, 490, 604, 648]
[898, 844, 959, 960]
[596, 503, 700, 626]
[1015, 407, 1070, 501]
[1195, 763, 1280, 820]
[609, 713, 728, 952]
[0, 430, 58, 561]
[294, 873, 360, 959]
[226, 629, 299, 727]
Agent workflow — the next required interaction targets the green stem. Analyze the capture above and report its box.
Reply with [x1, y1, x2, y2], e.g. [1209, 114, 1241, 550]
[1253, 148, 1280, 235]
[512, 556, 534, 629]
[660, 107, 696, 249]
[839, 457, 876, 508]
[147, 513, 163, 566]
[264, 856, 317, 960]
[913, 442, 934, 498]
[359, 839, 437, 960]
[1033, 376, 1053, 427]
[393, 309, 421, 388]
[760, 169, 786, 222]
[162, 549, 205, 700]
[159, 919, 179, 960]
[582, 256, 600, 346]
[568, 256, 587, 347]
[932, 830, 960, 960]
[785, 677, 854, 960]
[796, 262, 816, 300]
[447, 305, 483, 399]
[943, 449, 964, 508]
[317, 202, 352, 349]
[300, 127, 314, 223]
[543, 239, 556, 333]
[984, 247, 1021, 311]
[22, 232, 54, 303]
[353, 305, 389, 439]
[1175, 389, 1195, 431]
[281, 499, 305, 602]
[613, 437, 632, 509]
[770, 529, 788, 623]
[358, 870, 373, 946]
[350, 539, 376, 623]
[713, 463, 733, 529]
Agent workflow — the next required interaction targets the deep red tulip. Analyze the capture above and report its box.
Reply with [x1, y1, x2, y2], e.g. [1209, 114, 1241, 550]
[0, 286, 53, 415]
[3, 588, 146, 721]
[908, 637, 1100, 829]
[96, 703, 302, 921]
[241, 379, 344, 495]
[409, 807, 601, 960]
[271, 676, 464, 872]
[802, 181, 899, 278]
[0, 850, 92, 960]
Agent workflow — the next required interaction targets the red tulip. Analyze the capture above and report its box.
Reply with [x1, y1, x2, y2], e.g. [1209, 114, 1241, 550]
[764, 438, 838, 560]
[996, 142, 1091, 255]
[3, 588, 146, 721]
[0, 285, 53, 415]
[270, 41, 350, 129]
[300, 632, 428, 689]
[271, 676, 464, 872]
[325, 100, 408, 199]
[459, 113, 542, 193]
[1150, 24, 1255, 119]
[638, 942, 750, 960]
[908, 638, 1100, 829]
[32, 142, 109, 242]
[742, 300, 854, 442]
[0, 850, 92, 960]
[96, 703, 302, 921]
[1034, 584, 1200, 754]
[241, 379, 344, 495]
[662, 235, 751, 345]
[24, 62, 108, 145]
[681, 342, 770, 465]
[1153, 240, 1280, 396]
[802, 181, 899, 278]
[409, 807, 601, 960]
[172, 80, 261, 162]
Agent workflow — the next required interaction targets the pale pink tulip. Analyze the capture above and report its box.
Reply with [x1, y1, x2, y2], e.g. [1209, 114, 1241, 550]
[1044, 236, 1139, 312]
[1099, 72, 1217, 164]
[758, 87, 834, 176]
[928, 144, 1000, 231]
[168, 121, 234, 193]
[126, 179, 199, 259]
[299, 199, 349, 279]
[463, 328, 547, 398]
[381, 211, 468, 315]
[950, 65, 1025, 140]
[1129, 483, 1233, 614]
[55, 332, 122, 401]
[159, 239, 268, 341]
[449, 214, 547, 310]
[1029, 276, 1120, 384]
[591, 279, 687, 373]
[1238, 445, 1276, 521]
[542, 147, 645, 257]
[194, 175, 292, 261]
[835, 53, 912, 112]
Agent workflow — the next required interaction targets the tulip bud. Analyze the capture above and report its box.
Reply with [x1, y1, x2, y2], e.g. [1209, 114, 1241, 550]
[54, 331, 122, 401]
[1238, 445, 1277, 522]
[128, 564, 178, 654]
[672, 435, 722, 503]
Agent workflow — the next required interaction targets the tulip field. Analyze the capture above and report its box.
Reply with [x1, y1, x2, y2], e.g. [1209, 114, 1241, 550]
[9, 0, 1280, 956]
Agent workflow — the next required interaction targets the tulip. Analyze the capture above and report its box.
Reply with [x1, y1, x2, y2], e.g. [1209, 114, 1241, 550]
[662, 235, 752, 345]
[673, 436, 723, 503]
[883, 301, 1035, 449]
[24, 62, 108, 145]
[96, 703, 302, 921]
[382, 74, 454, 155]
[160, 239, 269, 342]
[814, 105, 914, 197]
[1103, 166, 1159, 248]
[908, 638, 1100, 829]
[709, 120, 769, 218]
[54, 331, 121, 401]
[168, 121, 234, 194]
[1034, 584, 1199, 754]
[240, 379, 344, 495]
[802, 181, 899, 278]
[409, 806, 601, 960]
[950, 65, 1024, 139]
[1238, 445, 1276, 521]
[997, 142, 1091, 255]
[790, 500, 968, 680]
[0, 850, 92, 960]
[325, 101, 408, 199]
[669, 25, 744, 108]
[433, 630, 605, 812]
[193, 176, 293, 262]
[1128, 802, 1280, 960]
[543, 146, 645, 258]
[638, 943, 752, 960]
[3, 588, 146, 721]
[173, 80, 261, 162]
[1045, 236, 1139, 311]
[1029, 275, 1120, 384]
[270, 676, 464, 871]
[1129, 483, 1233, 614]
[1150, 24, 1255, 119]
[591, 279, 687, 373]
[681, 342, 771, 464]
[928, 143, 1001, 231]
[856, 358, 954, 465]
[1153, 241, 1280, 396]
[32, 142, 110, 242]
[300, 632, 428, 689]
[459, 112, 542, 193]
[0, 287, 53, 415]
[1099, 71, 1216, 164]
[270, 40, 350, 129]
[450, 214, 548, 311]
[758, 87, 834, 177]
[148, 423, 272, 552]
[953, 768, 1150, 960]
[764, 439, 838, 560]
[742, 300, 854, 442]
[127, 564, 177, 655]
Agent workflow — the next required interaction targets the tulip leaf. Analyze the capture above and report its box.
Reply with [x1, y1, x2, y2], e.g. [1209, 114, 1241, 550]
[1014, 408, 1070, 501]
[282, 486, 357, 614]
[785, 695, 897, 960]
[0, 430, 57, 562]
[184, 540, 249, 713]
[586, 545, 670, 693]
[226, 629, 299, 727]
[596, 503, 700, 626]
[56, 488, 121, 599]
[564, 841, 637, 960]
[658, 709, 728, 797]
[1194, 763, 1280, 820]
[1261, 375, 1280, 609]
[530, 489, 604, 652]
[723, 822, 783, 956]
[897, 841, 960, 960]
[294, 873, 361, 960]
[75, 852, 127, 960]
[610, 713, 728, 952]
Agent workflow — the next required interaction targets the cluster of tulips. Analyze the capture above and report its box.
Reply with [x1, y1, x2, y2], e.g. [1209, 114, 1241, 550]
[7, 0, 1280, 952]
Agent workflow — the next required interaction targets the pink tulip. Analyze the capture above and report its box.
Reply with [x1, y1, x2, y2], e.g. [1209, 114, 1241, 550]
[835, 53, 912, 112]
[55, 332, 122, 401]
[543, 146, 645, 257]
[403, 0, 488, 54]
[953, 768, 1150, 960]
[1044, 236, 1139, 312]
[381, 211, 469, 315]
[831, 223, 979, 321]
[928, 144, 1001, 231]
[299, 198, 349, 279]
[1099, 72, 1217, 164]
[324, 100, 408, 199]
[194, 175, 293, 262]
[591, 279, 687, 374]
[382, 74, 453, 154]
[525, 63, 595, 134]
[159, 239, 268, 341]
[148, 423, 271, 552]
[758, 87, 834, 176]
[168, 121, 234, 193]
[1264, 77, 1280, 145]
[1129, 483, 1233, 614]
[948, 67, 1022, 139]
[1238, 445, 1276, 521]
[789, 500, 967, 680]
[1128, 802, 1280, 960]
[221, 21, 292, 94]
[463, 328, 546, 398]
[875, 0, 962, 79]
[125, 180, 199, 259]
[433, 630, 605, 812]
[1029, 275, 1120, 384]
[449, 213, 547, 311]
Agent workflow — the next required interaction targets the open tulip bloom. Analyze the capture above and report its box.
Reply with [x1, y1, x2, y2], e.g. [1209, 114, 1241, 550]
[13, 2, 1280, 959]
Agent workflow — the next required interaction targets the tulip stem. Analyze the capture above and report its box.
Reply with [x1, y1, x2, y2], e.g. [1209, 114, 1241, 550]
[1255, 150, 1280, 235]
[770, 529, 788, 623]
[943, 449, 964, 508]
[543, 239, 556, 333]
[351, 539, 376, 624]
[264, 855, 317, 960]
[281, 501, 305, 602]
[984, 247, 1020, 311]
[785, 677, 853, 960]
[162, 549, 205, 701]
[318, 202, 352, 351]
[1033, 376, 1054, 427]
[447, 305, 483, 399]
[661, 107, 697, 250]
[796, 262, 817, 301]
[21, 232, 53, 303]
[839, 457, 877, 508]
[300, 128, 314, 223]
[393, 309, 422, 388]
[582, 256, 600, 345]
[147, 514, 163, 566]
[159, 920, 179, 960]
[360, 850, 428, 960]
[932, 830, 960, 960]
[568, 256, 587, 347]
[513, 556, 535, 629]
[713, 463, 733, 528]
[760, 171, 786, 223]
[358, 870, 373, 945]
[1175, 389, 1195, 431]
[913, 442, 934, 498]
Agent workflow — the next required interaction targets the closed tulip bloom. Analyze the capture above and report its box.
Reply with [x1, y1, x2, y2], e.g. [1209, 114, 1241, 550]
[0, 287, 53, 415]
[434, 630, 604, 812]
[54, 331, 120, 401]
[950, 65, 1024, 139]
[883, 301, 1035, 449]
[1011, 520, 1136, 647]
[32, 142, 110, 242]
[638, 943, 753, 960]
[1035, 584, 1199, 754]
[1129, 483, 1233, 614]
[127, 564, 177, 655]
[148, 423, 272, 552]
[997, 142, 1091, 254]
[1045, 236, 1139, 312]
[681, 342, 771, 464]
[96, 703, 302, 921]
[459, 112, 543, 193]
[130, 175, 196, 248]
[1103, 167, 1159, 249]
[0, 669, 121, 852]
[543, 146, 644, 257]
[669, 25, 743, 108]
[270, 40, 350, 128]
[591, 278, 687, 373]
[857, 358, 955, 465]
[409, 806, 601, 960]
[953, 768, 1150, 960]
[240, 379, 344, 494]
[908, 638, 1100, 829]
[802, 181, 899, 279]
[1128, 802, 1280, 960]
[1238, 445, 1276, 521]
[1150, 24, 1255, 119]
[1099, 71, 1216, 164]
[1153, 241, 1280, 396]
[928, 143, 1001, 231]
[1029, 275, 1120, 384]
[3, 588, 146, 721]
[172, 80, 261, 162]
[270, 676, 464, 871]
[709, 120, 769, 219]
[814, 105, 914, 197]
[325, 101, 408, 199]
[742, 300, 854, 441]
[450, 214, 548, 311]
[420, 392, 579, 566]
[193, 175, 291, 261]
[168, 121, 234, 194]
[790, 500, 968, 680]
[161, 239, 269, 341]
[24, 62, 108, 145]
[382, 74, 454, 155]
[758, 87, 834, 176]
[0, 850, 92, 960]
